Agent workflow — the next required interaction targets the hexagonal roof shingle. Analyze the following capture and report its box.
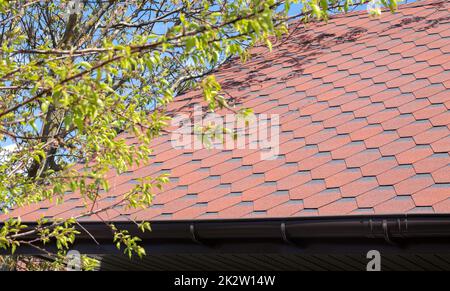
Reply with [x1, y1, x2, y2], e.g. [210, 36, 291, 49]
[2, 0, 449, 222]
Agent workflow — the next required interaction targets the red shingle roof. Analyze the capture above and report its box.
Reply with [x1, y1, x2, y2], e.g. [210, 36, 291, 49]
[3, 0, 450, 222]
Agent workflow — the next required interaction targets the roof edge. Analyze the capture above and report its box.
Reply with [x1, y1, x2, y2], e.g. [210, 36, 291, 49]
[4, 214, 450, 255]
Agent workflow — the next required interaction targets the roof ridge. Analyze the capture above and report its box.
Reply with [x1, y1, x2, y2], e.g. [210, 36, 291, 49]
[326, 0, 447, 20]
[213, 0, 447, 80]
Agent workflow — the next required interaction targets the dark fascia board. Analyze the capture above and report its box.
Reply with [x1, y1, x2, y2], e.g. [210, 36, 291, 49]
[4, 214, 450, 253]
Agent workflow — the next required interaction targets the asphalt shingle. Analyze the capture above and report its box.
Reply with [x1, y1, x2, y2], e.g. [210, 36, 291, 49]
[2, 0, 449, 222]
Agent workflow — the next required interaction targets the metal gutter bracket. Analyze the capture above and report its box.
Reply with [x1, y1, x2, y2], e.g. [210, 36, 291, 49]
[281, 222, 294, 245]
[189, 224, 201, 244]
[382, 219, 395, 245]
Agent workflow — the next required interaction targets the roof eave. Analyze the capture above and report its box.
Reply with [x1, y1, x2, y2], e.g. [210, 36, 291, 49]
[4, 213, 450, 255]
